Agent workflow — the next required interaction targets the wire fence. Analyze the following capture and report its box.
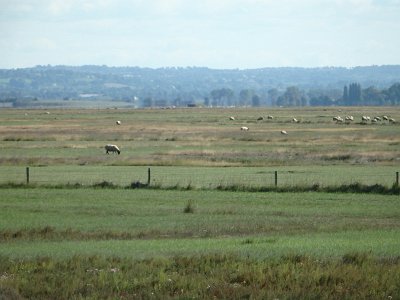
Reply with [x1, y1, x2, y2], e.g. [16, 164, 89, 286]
[0, 166, 399, 188]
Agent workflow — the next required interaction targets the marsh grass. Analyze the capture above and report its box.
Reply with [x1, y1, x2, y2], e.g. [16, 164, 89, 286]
[0, 107, 399, 167]
[1, 180, 398, 195]
[1, 253, 400, 299]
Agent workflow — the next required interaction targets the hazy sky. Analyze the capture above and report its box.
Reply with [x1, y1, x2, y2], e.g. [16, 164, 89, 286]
[1, 0, 400, 69]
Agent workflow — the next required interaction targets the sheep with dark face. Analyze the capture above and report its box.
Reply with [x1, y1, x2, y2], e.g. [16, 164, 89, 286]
[105, 144, 121, 155]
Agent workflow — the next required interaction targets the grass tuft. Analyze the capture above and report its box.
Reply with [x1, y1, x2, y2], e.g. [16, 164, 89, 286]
[92, 181, 118, 188]
[183, 200, 195, 213]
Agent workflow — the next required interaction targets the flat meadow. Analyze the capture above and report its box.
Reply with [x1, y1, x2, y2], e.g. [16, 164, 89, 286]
[1, 106, 400, 299]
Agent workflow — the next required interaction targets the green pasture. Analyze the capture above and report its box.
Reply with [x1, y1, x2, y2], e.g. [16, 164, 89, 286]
[1, 188, 399, 260]
[2, 230, 400, 261]
[0, 165, 398, 188]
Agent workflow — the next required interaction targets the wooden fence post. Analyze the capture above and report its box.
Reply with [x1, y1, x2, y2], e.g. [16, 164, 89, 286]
[275, 171, 278, 187]
[26, 167, 30, 184]
[147, 167, 151, 185]
[396, 171, 399, 187]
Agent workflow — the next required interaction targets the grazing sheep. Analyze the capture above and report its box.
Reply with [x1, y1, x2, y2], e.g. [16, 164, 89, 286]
[389, 118, 396, 123]
[292, 118, 299, 123]
[116, 121, 121, 125]
[383, 115, 389, 121]
[240, 126, 249, 131]
[374, 116, 381, 121]
[105, 144, 121, 155]
[257, 116, 264, 121]
[229, 116, 235, 120]
[361, 116, 370, 122]
[280, 130, 288, 135]
[345, 116, 354, 122]
[267, 115, 274, 119]
[333, 116, 344, 123]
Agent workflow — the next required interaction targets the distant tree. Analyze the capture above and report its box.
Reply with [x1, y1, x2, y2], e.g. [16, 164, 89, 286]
[268, 88, 279, 106]
[362, 86, 385, 105]
[210, 88, 234, 107]
[385, 83, 400, 105]
[204, 97, 210, 107]
[251, 94, 261, 107]
[342, 85, 348, 103]
[277, 86, 304, 106]
[142, 97, 153, 107]
[347, 83, 362, 105]
[239, 89, 254, 106]
[309, 95, 334, 106]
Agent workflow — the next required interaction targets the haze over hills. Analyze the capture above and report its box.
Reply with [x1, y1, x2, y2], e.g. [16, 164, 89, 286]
[1, 65, 400, 108]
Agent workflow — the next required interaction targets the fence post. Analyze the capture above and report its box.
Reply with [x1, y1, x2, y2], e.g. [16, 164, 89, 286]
[274, 171, 278, 187]
[26, 167, 30, 184]
[147, 167, 151, 185]
[396, 171, 399, 187]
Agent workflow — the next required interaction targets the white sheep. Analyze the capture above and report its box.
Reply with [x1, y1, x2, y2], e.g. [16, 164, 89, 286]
[361, 116, 370, 122]
[292, 118, 299, 123]
[240, 126, 249, 131]
[267, 115, 274, 119]
[280, 130, 288, 135]
[105, 144, 121, 155]
[389, 118, 396, 123]
[229, 116, 235, 120]
[116, 121, 121, 125]
[333, 116, 344, 123]
[383, 115, 389, 121]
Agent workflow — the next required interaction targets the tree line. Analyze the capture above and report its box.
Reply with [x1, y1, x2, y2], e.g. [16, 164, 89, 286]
[1, 65, 400, 107]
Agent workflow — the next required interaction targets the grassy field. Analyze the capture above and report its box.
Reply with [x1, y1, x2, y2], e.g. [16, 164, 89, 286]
[1, 188, 400, 298]
[0, 107, 399, 167]
[1, 107, 400, 298]
[1, 188, 400, 258]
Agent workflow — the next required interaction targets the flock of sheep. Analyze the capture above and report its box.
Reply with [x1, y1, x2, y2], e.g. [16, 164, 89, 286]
[105, 113, 396, 155]
[333, 115, 396, 124]
[232, 113, 396, 136]
[236, 116, 294, 135]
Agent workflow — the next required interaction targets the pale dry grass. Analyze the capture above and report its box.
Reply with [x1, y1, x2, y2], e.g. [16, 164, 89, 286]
[0, 107, 399, 166]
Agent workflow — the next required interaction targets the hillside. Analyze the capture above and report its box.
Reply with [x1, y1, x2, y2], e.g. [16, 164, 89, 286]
[1, 65, 400, 108]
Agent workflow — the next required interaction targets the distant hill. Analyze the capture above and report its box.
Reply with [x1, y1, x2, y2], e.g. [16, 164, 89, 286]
[1, 65, 400, 108]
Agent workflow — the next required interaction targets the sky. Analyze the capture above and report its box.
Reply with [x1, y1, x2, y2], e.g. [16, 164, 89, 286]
[1, 0, 400, 69]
